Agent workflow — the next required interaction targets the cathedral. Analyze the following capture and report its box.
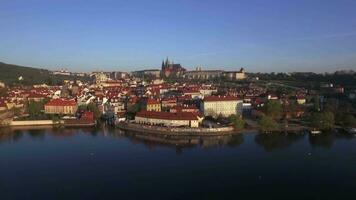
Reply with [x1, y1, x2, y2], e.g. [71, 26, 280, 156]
[161, 58, 186, 77]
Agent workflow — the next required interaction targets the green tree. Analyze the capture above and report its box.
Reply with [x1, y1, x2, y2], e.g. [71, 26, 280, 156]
[11, 107, 22, 116]
[310, 111, 335, 130]
[87, 102, 101, 120]
[342, 114, 356, 127]
[28, 100, 44, 119]
[0, 88, 7, 97]
[51, 114, 61, 124]
[313, 95, 320, 112]
[228, 114, 245, 130]
[264, 100, 283, 120]
[127, 104, 141, 114]
[258, 115, 279, 132]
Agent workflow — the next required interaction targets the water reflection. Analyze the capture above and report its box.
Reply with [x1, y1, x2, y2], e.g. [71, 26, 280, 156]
[254, 133, 306, 151]
[0, 127, 354, 152]
[308, 132, 355, 149]
[117, 131, 245, 154]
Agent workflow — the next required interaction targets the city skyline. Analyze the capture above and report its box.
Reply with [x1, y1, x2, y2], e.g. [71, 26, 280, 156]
[1, 0, 356, 72]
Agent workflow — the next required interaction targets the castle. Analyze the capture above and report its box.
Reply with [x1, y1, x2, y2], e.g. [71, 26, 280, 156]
[161, 58, 186, 77]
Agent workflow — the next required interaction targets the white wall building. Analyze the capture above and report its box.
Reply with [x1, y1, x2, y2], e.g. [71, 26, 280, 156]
[201, 96, 243, 117]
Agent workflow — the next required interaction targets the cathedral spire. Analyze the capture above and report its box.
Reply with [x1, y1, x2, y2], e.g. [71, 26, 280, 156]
[165, 57, 169, 66]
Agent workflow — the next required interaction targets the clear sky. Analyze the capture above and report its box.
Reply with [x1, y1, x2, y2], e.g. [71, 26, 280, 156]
[1, 0, 356, 72]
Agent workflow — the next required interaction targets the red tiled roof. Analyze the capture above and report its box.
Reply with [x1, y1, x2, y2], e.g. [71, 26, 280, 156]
[204, 96, 239, 102]
[45, 98, 77, 106]
[146, 98, 160, 105]
[28, 93, 47, 98]
[171, 105, 198, 110]
[136, 111, 198, 120]
[0, 101, 6, 107]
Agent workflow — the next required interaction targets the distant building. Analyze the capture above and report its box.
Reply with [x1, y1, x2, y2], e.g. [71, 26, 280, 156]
[184, 67, 223, 80]
[0, 101, 7, 111]
[94, 72, 109, 84]
[110, 71, 129, 80]
[132, 69, 161, 79]
[44, 98, 77, 115]
[100, 80, 122, 88]
[53, 69, 71, 76]
[184, 67, 247, 80]
[161, 98, 177, 108]
[27, 93, 47, 102]
[170, 105, 199, 113]
[161, 58, 186, 77]
[296, 95, 306, 105]
[135, 110, 201, 127]
[224, 68, 246, 80]
[145, 98, 161, 112]
[72, 72, 86, 77]
[201, 96, 243, 117]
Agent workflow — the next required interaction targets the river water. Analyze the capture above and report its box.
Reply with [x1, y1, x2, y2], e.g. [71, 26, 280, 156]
[0, 128, 355, 199]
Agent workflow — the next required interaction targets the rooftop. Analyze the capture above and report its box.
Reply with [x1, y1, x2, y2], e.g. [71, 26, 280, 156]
[136, 111, 199, 120]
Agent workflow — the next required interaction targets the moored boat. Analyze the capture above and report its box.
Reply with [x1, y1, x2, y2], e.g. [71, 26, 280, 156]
[309, 129, 322, 135]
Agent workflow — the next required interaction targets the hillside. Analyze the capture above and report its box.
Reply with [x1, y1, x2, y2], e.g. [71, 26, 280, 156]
[0, 62, 88, 86]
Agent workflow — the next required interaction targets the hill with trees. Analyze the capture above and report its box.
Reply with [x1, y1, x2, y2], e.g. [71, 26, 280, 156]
[0, 62, 88, 86]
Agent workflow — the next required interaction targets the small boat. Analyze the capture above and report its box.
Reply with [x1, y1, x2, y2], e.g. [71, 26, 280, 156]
[345, 127, 356, 134]
[310, 129, 321, 135]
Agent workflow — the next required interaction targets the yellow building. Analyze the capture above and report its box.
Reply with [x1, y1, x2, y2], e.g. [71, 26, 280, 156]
[146, 98, 161, 112]
[44, 99, 78, 115]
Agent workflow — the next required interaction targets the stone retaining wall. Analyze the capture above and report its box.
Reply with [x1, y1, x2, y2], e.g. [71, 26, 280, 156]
[117, 122, 236, 136]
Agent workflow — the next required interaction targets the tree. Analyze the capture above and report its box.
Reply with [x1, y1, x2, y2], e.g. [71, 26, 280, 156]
[87, 102, 101, 120]
[127, 104, 141, 114]
[0, 88, 7, 97]
[51, 114, 61, 124]
[264, 100, 283, 120]
[342, 115, 356, 127]
[313, 95, 320, 112]
[258, 115, 279, 132]
[310, 111, 335, 130]
[28, 100, 44, 119]
[11, 107, 22, 116]
[228, 114, 245, 130]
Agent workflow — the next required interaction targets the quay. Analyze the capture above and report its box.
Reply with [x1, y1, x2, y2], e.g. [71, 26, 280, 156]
[0, 119, 95, 128]
[117, 122, 237, 137]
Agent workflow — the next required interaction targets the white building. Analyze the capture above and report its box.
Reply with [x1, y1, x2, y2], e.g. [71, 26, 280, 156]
[53, 69, 71, 76]
[201, 96, 243, 117]
[224, 68, 246, 80]
[93, 72, 109, 84]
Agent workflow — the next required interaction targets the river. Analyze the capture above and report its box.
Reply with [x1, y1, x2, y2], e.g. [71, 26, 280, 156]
[0, 128, 355, 199]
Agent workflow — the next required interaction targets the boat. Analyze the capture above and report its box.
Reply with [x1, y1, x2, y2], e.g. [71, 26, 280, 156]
[345, 127, 356, 134]
[309, 129, 322, 135]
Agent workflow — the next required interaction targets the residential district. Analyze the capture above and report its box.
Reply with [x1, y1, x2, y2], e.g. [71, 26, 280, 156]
[0, 58, 356, 135]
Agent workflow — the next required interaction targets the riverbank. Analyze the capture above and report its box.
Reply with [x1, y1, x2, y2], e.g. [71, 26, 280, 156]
[0, 119, 95, 128]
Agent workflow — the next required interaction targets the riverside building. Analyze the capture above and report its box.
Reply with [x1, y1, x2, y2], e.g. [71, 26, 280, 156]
[135, 111, 201, 128]
[201, 96, 243, 117]
[44, 98, 78, 115]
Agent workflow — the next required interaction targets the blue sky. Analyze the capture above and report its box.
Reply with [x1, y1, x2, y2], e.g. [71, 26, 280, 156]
[1, 0, 356, 72]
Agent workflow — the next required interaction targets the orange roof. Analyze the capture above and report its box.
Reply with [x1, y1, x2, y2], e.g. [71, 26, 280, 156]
[45, 98, 77, 106]
[204, 96, 239, 102]
[146, 98, 160, 105]
[136, 111, 198, 120]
